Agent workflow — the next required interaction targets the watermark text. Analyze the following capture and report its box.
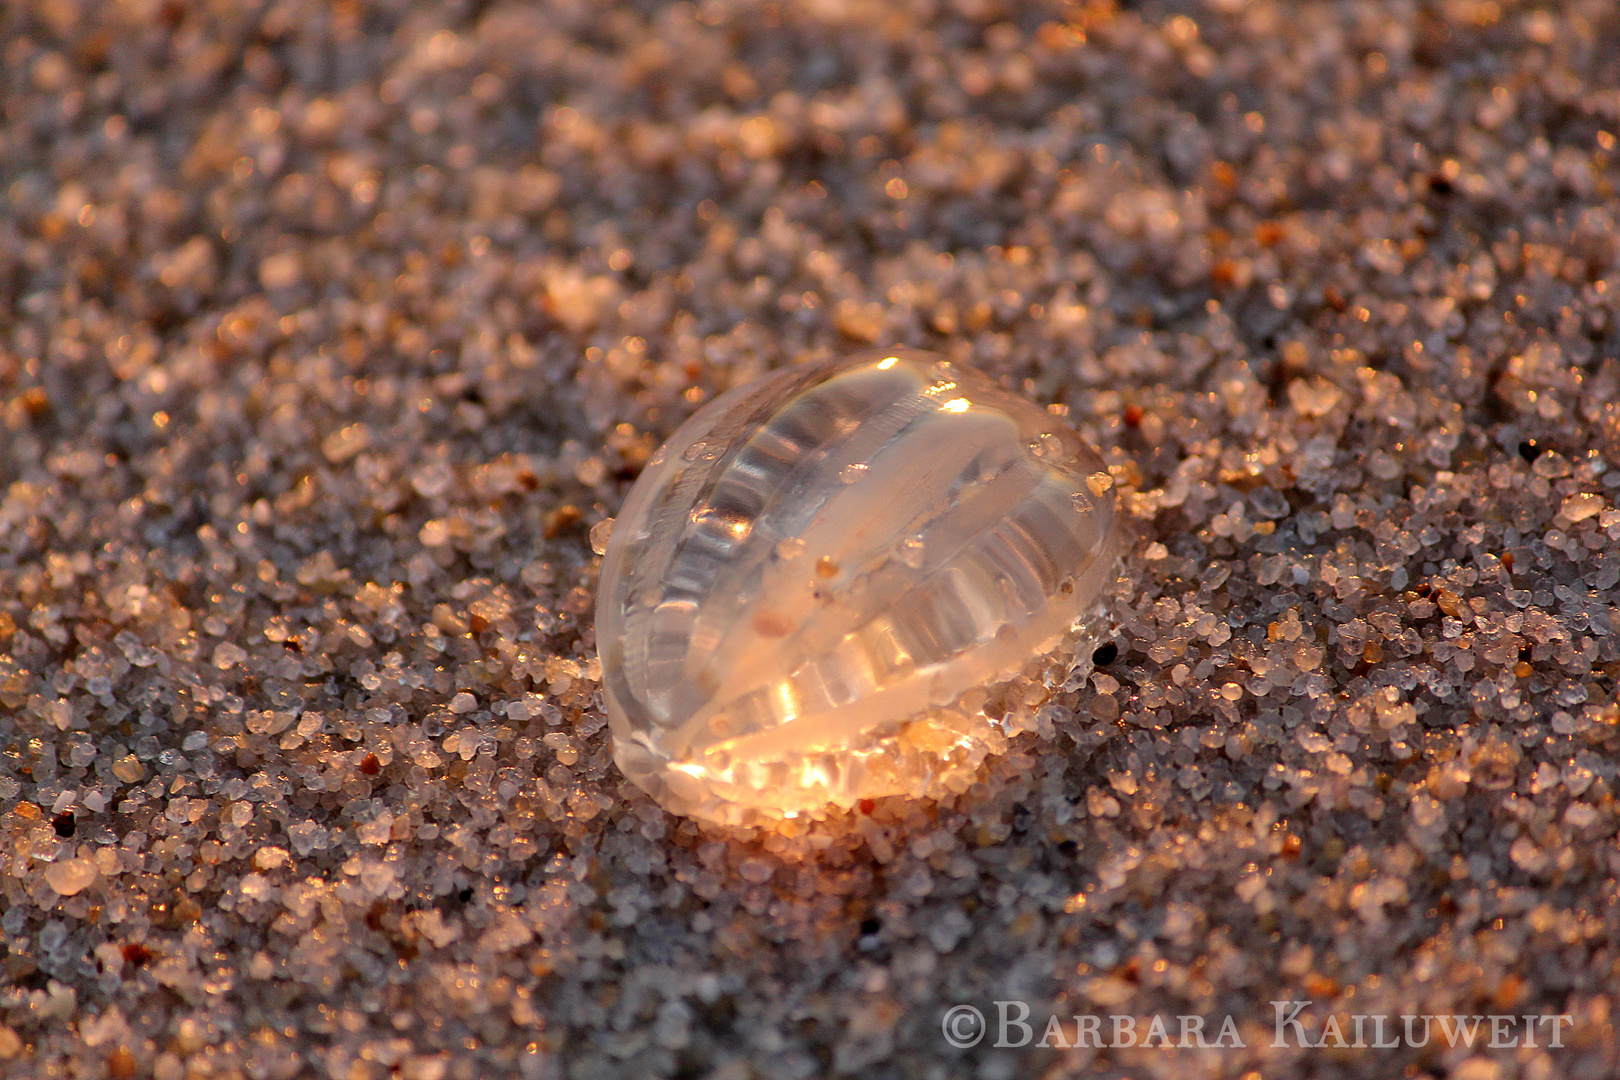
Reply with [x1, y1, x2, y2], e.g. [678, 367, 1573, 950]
[940, 1000, 1575, 1051]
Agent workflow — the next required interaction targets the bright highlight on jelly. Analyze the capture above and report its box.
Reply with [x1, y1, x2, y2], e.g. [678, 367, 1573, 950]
[595, 349, 1122, 825]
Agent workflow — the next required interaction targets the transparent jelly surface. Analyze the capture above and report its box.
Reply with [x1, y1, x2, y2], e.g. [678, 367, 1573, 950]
[596, 349, 1121, 824]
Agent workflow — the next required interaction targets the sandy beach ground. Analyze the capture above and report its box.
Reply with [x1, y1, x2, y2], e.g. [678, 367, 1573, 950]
[2, 1, 1619, 1077]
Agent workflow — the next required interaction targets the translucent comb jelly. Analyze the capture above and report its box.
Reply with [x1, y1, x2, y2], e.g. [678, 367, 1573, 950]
[596, 349, 1121, 825]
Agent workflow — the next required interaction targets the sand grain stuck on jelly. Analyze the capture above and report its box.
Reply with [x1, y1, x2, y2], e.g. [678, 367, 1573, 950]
[596, 349, 1122, 825]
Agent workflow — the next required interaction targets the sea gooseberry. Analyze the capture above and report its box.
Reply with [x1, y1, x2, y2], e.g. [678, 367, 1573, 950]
[595, 348, 1121, 825]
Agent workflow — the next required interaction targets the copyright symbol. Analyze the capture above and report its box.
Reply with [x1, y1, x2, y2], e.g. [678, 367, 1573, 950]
[942, 1004, 985, 1048]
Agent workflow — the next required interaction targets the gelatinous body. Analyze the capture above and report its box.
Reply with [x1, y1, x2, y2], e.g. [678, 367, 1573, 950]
[596, 349, 1120, 824]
